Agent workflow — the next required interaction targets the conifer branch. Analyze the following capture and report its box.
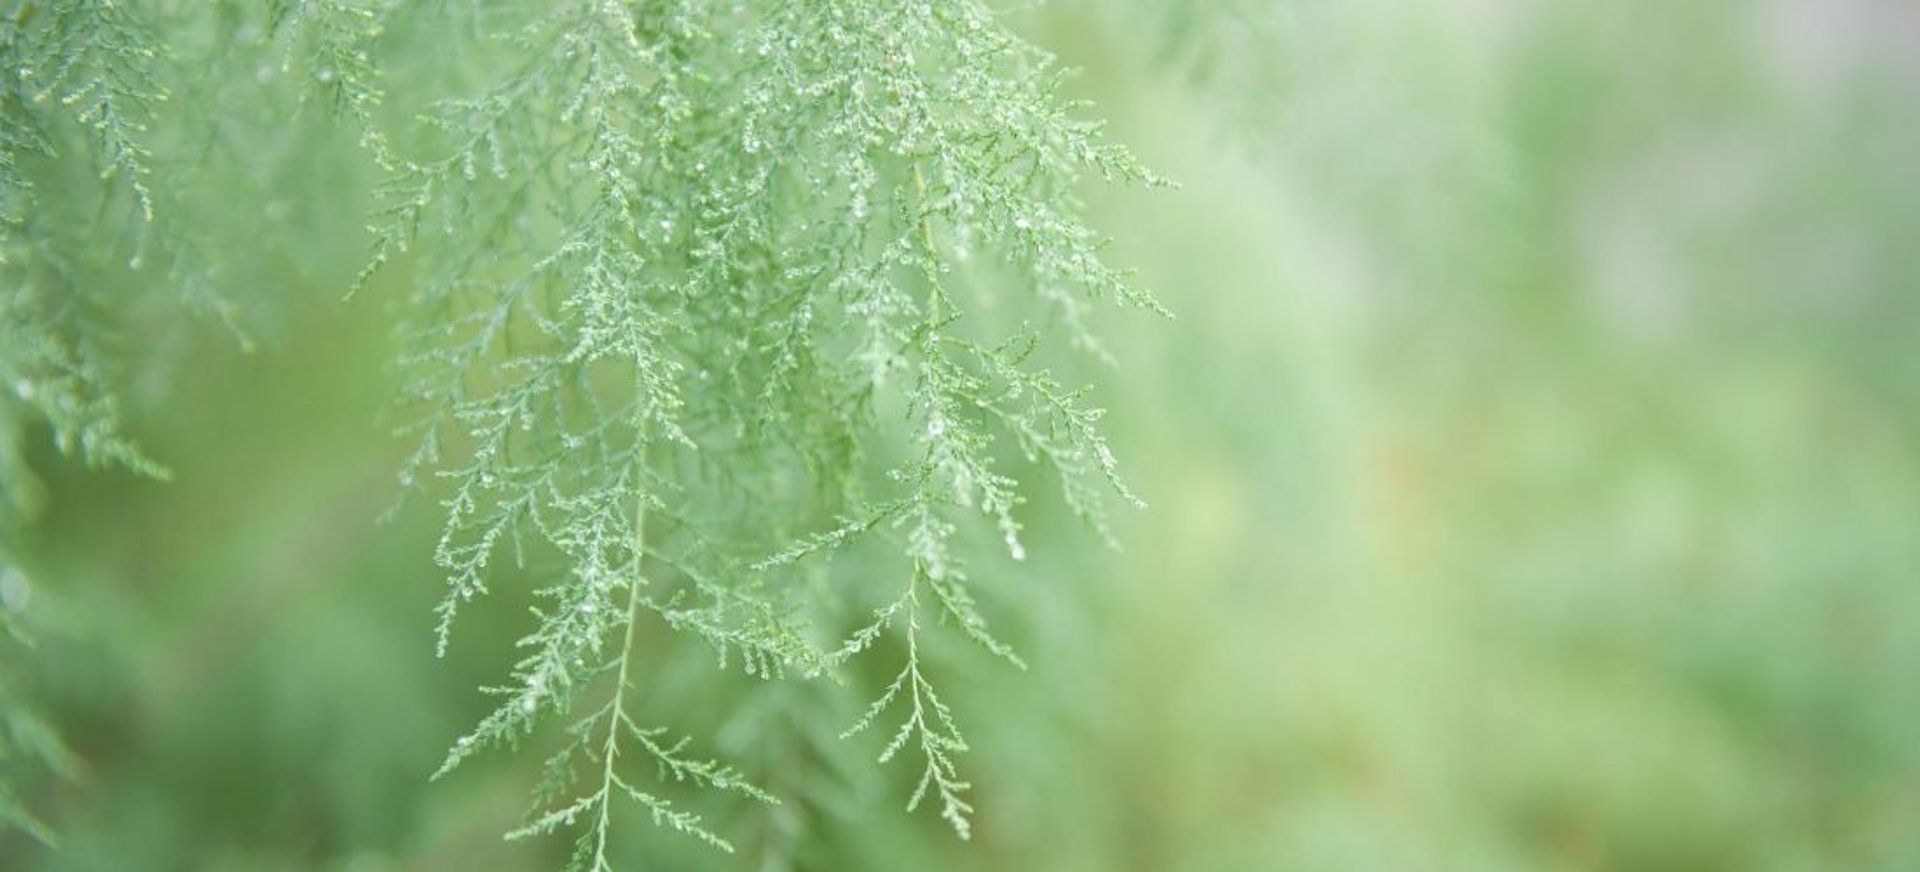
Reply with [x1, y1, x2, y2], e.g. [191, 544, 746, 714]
[590, 493, 649, 865]
[839, 567, 976, 838]
[334, 0, 1161, 854]
[0, 0, 1161, 858]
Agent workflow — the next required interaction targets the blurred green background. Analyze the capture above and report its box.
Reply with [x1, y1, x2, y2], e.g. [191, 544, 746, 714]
[7, 1, 1920, 869]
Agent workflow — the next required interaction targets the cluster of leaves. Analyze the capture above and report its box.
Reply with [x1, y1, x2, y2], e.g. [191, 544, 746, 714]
[1, 0, 325, 847]
[2, 0, 174, 501]
[2, 0, 1159, 863]
[332, 0, 1160, 862]
[0, 0, 181, 844]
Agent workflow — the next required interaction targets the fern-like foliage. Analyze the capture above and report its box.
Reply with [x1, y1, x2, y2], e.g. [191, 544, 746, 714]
[1, 0, 175, 486]
[0, 0, 1159, 859]
[0, 0, 186, 843]
[338, 0, 1162, 858]
[0, 0, 298, 846]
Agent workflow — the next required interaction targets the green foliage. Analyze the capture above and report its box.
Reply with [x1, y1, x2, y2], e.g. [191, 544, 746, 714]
[329, 1, 1158, 857]
[1, 0, 181, 842]
[3, 0, 1159, 862]
[1, 0, 173, 489]
[4, 1, 1920, 869]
